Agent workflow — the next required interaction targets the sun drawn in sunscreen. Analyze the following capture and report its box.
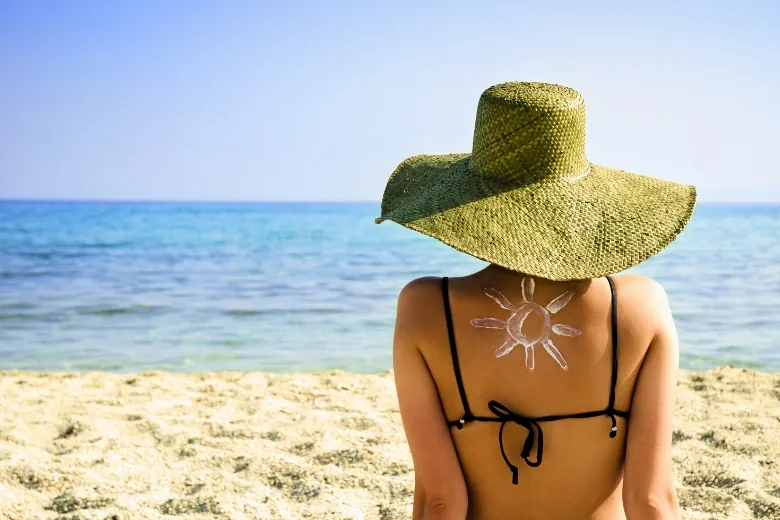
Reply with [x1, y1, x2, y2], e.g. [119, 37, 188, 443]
[471, 277, 581, 371]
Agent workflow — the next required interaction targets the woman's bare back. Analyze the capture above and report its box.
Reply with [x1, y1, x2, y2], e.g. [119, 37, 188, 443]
[393, 266, 680, 519]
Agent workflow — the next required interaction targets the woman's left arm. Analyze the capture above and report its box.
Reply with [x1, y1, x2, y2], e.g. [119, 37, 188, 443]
[393, 278, 468, 520]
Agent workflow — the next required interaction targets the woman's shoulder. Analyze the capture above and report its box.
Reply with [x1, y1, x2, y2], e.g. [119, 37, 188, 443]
[610, 273, 670, 307]
[610, 274, 675, 343]
[395, 277, 446, 341]
[397, 276, 444, 303]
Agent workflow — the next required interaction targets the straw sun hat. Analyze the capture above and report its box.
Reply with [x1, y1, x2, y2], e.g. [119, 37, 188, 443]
[375, 82, 697, 281]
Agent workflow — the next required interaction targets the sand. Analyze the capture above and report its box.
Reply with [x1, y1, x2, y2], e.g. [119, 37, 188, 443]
[0, 367, 778, 520]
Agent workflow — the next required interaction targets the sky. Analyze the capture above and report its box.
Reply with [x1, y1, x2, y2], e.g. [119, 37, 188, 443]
[0, 0, 778, 202]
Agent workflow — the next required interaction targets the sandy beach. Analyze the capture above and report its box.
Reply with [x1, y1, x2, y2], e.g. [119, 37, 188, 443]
[0, 367, 778, 520]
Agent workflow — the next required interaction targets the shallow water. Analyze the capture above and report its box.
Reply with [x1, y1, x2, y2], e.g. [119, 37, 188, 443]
[1, 201, 778, 372]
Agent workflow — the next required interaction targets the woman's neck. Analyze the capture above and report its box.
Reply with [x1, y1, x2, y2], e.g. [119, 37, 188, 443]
[475, 264, 592, 291]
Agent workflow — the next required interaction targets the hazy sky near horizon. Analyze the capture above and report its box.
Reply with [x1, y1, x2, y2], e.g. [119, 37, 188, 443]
[1, 1, 778, 202]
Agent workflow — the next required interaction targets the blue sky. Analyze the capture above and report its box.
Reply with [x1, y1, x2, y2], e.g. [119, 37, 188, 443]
[0, 1, 778, 202]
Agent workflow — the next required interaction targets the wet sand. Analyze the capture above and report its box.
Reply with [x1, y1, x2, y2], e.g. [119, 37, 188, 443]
[1, 367, 778, 519]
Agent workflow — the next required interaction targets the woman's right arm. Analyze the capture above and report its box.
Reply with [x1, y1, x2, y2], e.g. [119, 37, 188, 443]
[623, 280, 681, 519]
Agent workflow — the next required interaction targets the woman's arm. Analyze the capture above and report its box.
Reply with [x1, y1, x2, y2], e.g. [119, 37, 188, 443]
[394, 278, 468, 520]
[623, 280, 681, 519]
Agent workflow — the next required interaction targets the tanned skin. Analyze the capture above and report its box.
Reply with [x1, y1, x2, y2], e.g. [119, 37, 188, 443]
[393, 265, 680, 520]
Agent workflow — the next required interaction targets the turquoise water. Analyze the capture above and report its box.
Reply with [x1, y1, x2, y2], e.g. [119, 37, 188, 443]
[0, 201, 778, 372]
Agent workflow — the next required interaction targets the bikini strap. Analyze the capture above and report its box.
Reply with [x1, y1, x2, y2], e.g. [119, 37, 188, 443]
[441, 277, 473, 427]
[605, 275, 619, 438]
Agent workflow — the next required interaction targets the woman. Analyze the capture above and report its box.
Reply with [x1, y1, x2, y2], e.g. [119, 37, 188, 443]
[375, 82, 696, 519]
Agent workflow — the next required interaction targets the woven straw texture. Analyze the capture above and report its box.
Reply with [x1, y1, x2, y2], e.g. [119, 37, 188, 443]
[375, 82, 697, 281]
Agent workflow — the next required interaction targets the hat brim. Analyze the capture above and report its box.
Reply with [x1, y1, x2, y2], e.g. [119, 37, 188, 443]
[375, 153, 696, 281]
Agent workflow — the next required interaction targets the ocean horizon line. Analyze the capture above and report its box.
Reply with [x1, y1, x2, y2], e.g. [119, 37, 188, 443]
[2, 198, 780, 207]
[0, 198, 380, 205]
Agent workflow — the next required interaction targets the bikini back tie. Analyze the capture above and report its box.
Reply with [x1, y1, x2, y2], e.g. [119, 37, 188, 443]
[441, 276, 629, 484]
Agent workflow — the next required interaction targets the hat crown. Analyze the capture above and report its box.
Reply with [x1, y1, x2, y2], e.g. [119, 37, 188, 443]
[471, 82, 589, 184]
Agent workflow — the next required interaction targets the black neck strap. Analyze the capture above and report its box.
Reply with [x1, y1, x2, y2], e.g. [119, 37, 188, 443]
[442, 277, 472, 421]
[605, 275, 619, 412]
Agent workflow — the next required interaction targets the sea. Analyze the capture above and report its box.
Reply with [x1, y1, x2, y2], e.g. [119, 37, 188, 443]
[1, 201, 778, 373]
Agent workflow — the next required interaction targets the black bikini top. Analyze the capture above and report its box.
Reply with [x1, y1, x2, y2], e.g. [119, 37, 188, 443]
[442, 276, 629, 485]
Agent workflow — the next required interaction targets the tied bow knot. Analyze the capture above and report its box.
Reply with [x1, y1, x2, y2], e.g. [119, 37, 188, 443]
[487, 400, 544, 485]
